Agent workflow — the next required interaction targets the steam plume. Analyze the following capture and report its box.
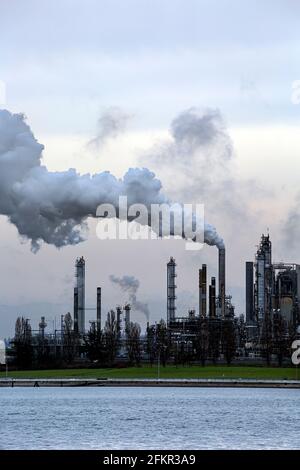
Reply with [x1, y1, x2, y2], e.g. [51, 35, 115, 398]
[88, 106, 131, 149]
[0, 109, 224, 251]
[109, 274, 150, 320]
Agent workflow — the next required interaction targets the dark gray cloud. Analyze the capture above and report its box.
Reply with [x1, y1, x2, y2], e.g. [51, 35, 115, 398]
[171, 107, 232, 157]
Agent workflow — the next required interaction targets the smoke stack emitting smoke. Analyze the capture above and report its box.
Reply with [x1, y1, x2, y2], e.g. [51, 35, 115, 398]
[109, 274, 150, 320]
[0, 109, 224, 252]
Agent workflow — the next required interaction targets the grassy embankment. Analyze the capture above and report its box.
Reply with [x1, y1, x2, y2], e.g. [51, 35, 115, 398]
[0, 365, 299, 380]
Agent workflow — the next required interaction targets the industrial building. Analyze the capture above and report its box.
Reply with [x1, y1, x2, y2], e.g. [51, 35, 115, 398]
[246, 233, 300, 327]
[167, 245, 235, 328]
[73, 256, 102, 335]
[9, 233, 299, 367]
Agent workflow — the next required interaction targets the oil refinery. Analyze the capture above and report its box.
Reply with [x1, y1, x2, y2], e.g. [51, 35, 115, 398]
[7, 233, 300, 367]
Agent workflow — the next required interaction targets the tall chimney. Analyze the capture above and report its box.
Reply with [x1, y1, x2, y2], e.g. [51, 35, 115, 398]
[73, 287, 78, 333]
[116, 306, 122, 338]
[198, 268, 202, 317]
[75, 256, 85, 334]
[96, 287, 101, 332]
[124, 304, 131, 331]
[167, 257, 177, 325]
[209, 277, 216, 318]
[201, 264, 207, 317]
[218, 248, 226, 317]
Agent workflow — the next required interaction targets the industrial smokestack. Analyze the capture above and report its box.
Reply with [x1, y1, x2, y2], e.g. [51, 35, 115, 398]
[75, 257, 85, 334]
[96, 287, 101, 332]
[201, 264, 207, 317]
[73, 287, 78, 333]
[167, 257, 177, 325]
[209, 277, 216, 318]
[116, 306, 122, 338]
[198, 268, 202, 317]
[218, 248, 226, 317]
[199, 264, 207, 318]
[124, 303, 131, 331]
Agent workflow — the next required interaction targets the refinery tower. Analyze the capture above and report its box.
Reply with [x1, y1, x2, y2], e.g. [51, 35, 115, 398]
[74, 256, 85, 334]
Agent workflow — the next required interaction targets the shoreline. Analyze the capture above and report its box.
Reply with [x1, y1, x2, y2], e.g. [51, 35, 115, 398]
[1, 378, 299, 388]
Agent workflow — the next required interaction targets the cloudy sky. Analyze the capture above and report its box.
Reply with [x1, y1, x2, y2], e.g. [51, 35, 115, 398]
[0, 0, 300, 337]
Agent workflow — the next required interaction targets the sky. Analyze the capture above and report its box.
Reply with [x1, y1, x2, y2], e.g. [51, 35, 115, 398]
[0, 0, 300, 337]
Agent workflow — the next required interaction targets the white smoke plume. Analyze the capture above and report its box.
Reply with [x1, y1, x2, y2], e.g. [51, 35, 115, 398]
[141, 107, 236, 215]
[0, 109, 224, 251]
[281, 193, 300, 255]
[109, 274, 150, 320]
[88, 106, 132, 149]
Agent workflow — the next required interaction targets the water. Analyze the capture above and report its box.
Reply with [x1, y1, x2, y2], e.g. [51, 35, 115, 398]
[0, 387, 299, 449]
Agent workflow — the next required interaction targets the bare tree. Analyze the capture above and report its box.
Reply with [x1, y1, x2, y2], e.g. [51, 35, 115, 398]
[146, 324, 156, 366]
[273, 312, 287, 367]
[104, 310, 119, 365]
[194, 318, 209, 366]
[222, 318, 236, 365]
[63, 312, 77, 364]
[208, 318, 221, 364]
[156, 320, 171, 367]
[84, 323, 106, 364]
[13, 317, 33, 369]
[126, 322, 141, 366]
[261, 311, 273, 366]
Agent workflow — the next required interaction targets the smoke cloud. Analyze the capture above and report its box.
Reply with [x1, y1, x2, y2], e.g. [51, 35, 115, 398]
[140, 107, 263, 241]
[88, 106, 132, 149]
[109, 274, 150, 320]
[281, 193, 300, 255]
[140, 107, 240, 223]
[0, 109, 224, 251]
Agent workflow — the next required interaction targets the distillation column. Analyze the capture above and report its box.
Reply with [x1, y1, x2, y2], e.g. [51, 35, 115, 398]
[167, 257, 177, 325]
[75, 256, 85, 334]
